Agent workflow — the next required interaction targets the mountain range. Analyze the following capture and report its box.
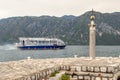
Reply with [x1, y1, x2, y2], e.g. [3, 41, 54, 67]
[0, 11, 120, 45]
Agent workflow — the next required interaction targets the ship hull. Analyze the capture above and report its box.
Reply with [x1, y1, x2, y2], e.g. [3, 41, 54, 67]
[18, 45, 66, 50]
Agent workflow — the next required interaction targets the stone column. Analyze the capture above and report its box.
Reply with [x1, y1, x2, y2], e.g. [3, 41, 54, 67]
[89, 14, 96, 59]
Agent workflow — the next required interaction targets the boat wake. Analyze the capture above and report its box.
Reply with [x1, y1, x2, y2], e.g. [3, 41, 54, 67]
[0, 44, 17, 50]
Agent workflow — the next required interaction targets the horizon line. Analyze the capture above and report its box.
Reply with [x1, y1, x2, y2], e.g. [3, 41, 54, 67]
[0, 11, 120, 19]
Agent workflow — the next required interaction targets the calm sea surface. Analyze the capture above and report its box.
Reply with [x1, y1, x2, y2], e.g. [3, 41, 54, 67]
[0, 45, 120, 62]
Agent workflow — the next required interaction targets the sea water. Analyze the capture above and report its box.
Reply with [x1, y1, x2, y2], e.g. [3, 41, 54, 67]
[0, 44, 120, 62]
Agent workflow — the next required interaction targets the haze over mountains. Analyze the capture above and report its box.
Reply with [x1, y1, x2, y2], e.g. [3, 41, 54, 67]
[0, 11, 120, 45]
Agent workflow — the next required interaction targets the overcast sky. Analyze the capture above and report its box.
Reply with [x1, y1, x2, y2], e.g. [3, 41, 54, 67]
[0, 0, 119, 18]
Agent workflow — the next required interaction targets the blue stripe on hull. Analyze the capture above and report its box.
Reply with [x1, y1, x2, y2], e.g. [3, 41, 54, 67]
[18, 45, 66, 50]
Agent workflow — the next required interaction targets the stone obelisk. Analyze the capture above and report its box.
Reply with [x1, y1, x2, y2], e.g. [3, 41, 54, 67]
[89, 10, 96, 59]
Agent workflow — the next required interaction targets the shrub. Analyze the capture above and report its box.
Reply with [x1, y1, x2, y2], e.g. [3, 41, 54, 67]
[61, 74, 70, 80]
[50, 71, 59, 77]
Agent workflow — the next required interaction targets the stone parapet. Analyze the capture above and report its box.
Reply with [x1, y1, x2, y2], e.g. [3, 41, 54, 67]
[0, 57, 120, 80]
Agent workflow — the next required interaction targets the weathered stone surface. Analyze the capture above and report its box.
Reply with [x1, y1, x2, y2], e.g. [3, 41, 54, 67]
[91, 76, 95, 80]
[89, 66, 94, 72]
[78, 76, 83, 79]
[100, 67, 107, 72]
[95, 77, 101, 80]
[76, 66, 81, 72]
[94, 67, 100, 72]
[0, 57, 120, 80]
[81, 66, 87, 71]
[108, 66, 114, 73]
[84, 76, 90, 80]
[102, 77, 108, 80]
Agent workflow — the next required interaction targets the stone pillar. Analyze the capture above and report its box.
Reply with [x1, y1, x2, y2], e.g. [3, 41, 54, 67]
[89, 13, 96, 59]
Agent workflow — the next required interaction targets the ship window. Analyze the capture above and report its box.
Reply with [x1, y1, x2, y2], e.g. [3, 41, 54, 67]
[40, 41, 42, 43]
[30, 41, 34, 43]
[42, 41, 45, 43]
[54, 41, 57, 43]
[32, 40, 37, 44]
[51, 40, 57, 43]
[45, 41, 49, 43]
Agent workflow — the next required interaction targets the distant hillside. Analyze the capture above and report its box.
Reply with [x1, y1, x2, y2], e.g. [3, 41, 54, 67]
[0, 11, 120, 45]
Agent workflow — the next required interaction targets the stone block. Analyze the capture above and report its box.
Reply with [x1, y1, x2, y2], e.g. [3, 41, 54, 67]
[39, 73, 42, 76]
[119, 65, 120, 70]
[114, 67, 119, 73]
[95, 77, 101, 80]
[87, 66, 90, 71]
[109, 78, 114, 80]
[108, 67, 114, 73]
[94, 67, 100, 72]
[37, 73, 40, 78]
[31, 75, 35, 80]
[100, 67, 107, 72]
[63, 66, 66, 70]
[70, 76, 78, 80]
[60, 66, 63, 69]
[78, 76, 83, 79]
[102, 77, 108, 80]
[66, 66, 70, 70]
[81, 66, 87, 71]
[26, 77, 31, 80]
[84, 76, 90, 80]
[49, 70, 52, 74]
[89, 66, 94, 72]
[102, 73, 113, 77]
[76, 66, 81, 72]
[35, 74, 38, 79]
[91, 76, 95, 80]
[46, 71, 49, 75]
[71, 66, 76, 71]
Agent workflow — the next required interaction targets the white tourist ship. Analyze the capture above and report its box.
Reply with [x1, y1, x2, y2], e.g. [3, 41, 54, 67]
[16, 37, 66, 50]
